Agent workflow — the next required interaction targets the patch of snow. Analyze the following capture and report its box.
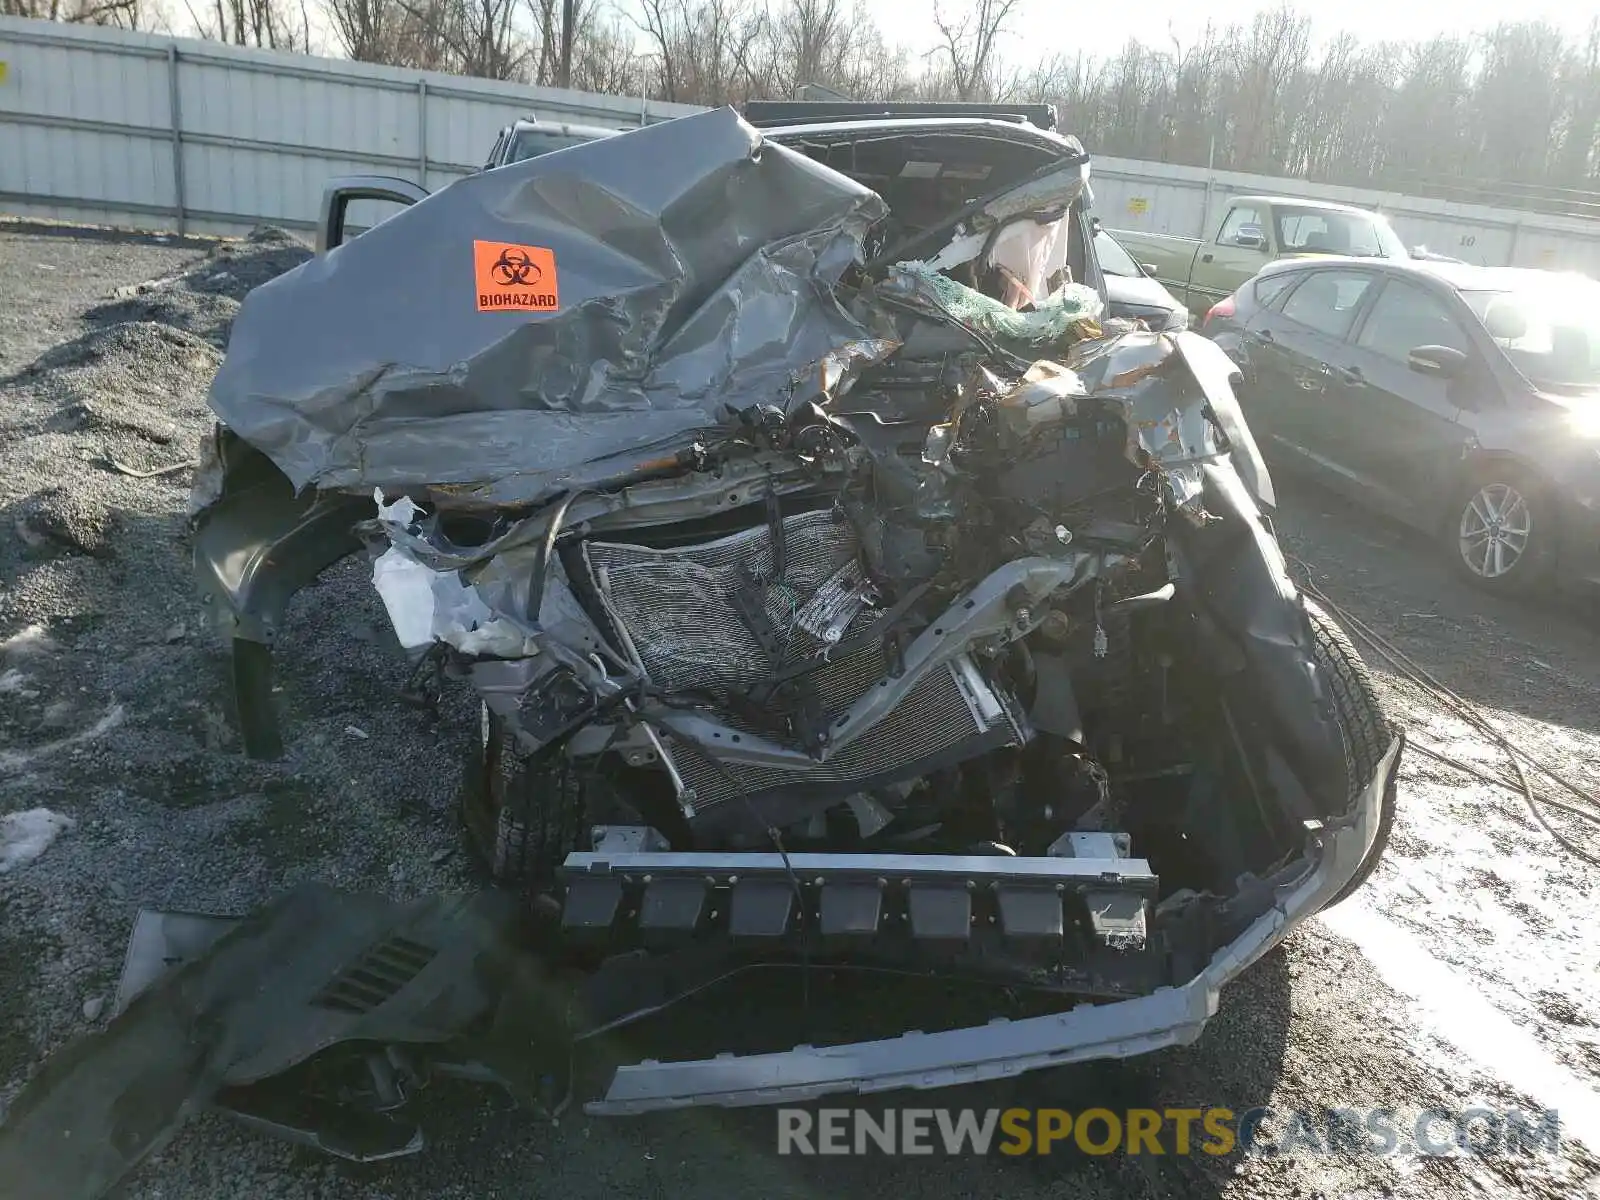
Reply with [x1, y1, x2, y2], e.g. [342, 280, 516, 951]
[0, 669, 36, 697]
[0, 705, 126, 775]
[0, 808, 76, 874]
[1321, 897, 1600, 1153]
[0, 624, 58, 661]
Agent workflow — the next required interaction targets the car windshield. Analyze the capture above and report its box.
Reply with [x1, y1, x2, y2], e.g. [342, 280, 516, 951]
[1274, 209, 1406, 259]
[1094, 228, 1142, 277]
[1463, 279, 1600, 393]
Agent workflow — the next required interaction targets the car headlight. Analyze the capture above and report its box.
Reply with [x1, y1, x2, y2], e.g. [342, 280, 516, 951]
[1568, 407, 1600, 440]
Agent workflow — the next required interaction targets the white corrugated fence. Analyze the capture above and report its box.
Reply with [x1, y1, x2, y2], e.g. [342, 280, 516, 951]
[0, 15, 702, 236]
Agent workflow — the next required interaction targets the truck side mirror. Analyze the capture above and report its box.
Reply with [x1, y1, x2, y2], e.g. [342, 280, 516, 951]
[316, 176, 430, 254]
[1140, 263, 1160, 278]
[1233, 229, 1265, 251]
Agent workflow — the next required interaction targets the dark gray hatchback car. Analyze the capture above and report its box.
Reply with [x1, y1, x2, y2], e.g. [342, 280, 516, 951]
[1201, 258, 1600, 594]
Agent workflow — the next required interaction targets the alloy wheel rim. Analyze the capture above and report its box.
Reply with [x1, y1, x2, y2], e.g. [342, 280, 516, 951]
[1458, 483, 1532, 579]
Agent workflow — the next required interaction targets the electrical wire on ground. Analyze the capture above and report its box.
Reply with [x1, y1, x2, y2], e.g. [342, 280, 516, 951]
[1287, 556, 1600, 867]
[677, 739, 815, 1024]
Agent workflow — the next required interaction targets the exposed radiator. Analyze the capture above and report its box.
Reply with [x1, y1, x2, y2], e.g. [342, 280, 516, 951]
[580, 511, 1026, 827]
[583, 508, 876, 708]
[666, 657, 1026, 827]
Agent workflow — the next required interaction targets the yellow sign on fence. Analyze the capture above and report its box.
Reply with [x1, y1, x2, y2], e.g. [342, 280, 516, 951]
[0, 62, 9, 85]
[1127, 197, 1150, 215]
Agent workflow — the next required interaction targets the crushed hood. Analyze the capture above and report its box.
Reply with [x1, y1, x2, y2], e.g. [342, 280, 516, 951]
[207, 107, 887, 507]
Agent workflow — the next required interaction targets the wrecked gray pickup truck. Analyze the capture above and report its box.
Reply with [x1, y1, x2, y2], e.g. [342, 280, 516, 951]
[0, 106, 1401, 1189]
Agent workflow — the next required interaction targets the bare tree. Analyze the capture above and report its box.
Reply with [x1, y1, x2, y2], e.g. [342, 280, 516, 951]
[769, 0, 843, 93]
[326, 0, 406, 61]
[1374, 35, 1472, 183]
[1221, 5, 1311, 171]
[635, 0, 684, 100]
[23, 0, 1600, 202]
[930, 0, 1022, 101]
[451, 0, 531, 77]
[2, 0, 143, 27]
[635, 0, 767, 104]
[1471, 22, 1569, 184]
[525, 0, 583, 84]
[1552, 18, 1600, 187]
[184, 0, 314, 49]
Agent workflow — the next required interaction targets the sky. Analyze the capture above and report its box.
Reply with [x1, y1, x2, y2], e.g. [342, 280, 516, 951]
[866, 0, 1598, 65]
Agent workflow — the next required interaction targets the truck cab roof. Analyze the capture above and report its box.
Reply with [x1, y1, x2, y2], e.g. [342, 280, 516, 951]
[485, 118, 622, 169]
[1229, 194, 1380, 217]
[741, 99, 1060, 129]
[485, 105, 1084, 173]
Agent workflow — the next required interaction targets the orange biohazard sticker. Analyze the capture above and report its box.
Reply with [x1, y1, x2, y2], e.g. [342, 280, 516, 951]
[473, 240, 559, 312]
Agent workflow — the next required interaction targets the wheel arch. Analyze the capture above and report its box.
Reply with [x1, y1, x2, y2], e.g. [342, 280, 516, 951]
[1439, 447, 1562, 587]
[1438, 447, 1561, 540]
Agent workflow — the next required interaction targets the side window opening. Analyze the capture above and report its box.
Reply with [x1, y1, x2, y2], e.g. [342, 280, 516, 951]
[1254, 272, 1299, 309]
[1355, 281, 1472, 362]
[1279, 270, 1375, 339]
[1218, 205, 1267, 248]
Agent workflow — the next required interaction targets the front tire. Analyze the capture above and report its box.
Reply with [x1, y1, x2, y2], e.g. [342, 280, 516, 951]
[1445, 468, 1551, 593]
[460, 704, 585, 889]
[1304, 598, 1396, 907]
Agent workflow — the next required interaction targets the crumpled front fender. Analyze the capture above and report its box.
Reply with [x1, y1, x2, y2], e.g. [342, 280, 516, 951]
[190, 424, 370, 758]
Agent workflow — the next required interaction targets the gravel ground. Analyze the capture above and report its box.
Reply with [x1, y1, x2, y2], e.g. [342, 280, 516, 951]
[1, 221, 1598, 1200]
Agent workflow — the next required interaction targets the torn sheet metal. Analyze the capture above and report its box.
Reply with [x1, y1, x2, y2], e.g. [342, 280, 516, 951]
[372, 546, 540, 657]
[370, 489, 624, 726]
[207, 107, 887, 506]
[817, 337, 901, 405]
[112, 910, 236, 1016]
[996, 359, 1087, 436]
[1069, 331, 1225, 518]
[1176, 332, 1276, 511]
[368, 490, 544, 657]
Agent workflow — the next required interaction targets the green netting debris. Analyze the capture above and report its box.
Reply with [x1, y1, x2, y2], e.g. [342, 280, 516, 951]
[883, 261, 1104, 347]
